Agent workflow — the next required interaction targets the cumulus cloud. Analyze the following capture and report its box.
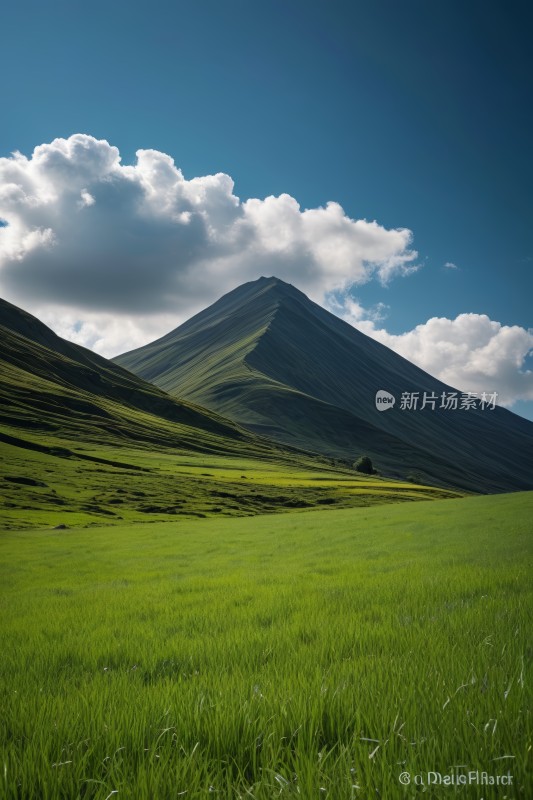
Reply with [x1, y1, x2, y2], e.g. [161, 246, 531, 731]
[345, 309, 533, 406]
[0, 133, 417, 349]
[1, 134, 529, 412]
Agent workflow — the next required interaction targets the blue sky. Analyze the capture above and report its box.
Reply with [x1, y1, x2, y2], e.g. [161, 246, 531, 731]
[1, 0, 532, 418]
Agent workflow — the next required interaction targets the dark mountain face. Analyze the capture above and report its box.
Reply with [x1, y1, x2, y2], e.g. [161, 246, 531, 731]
[115, 276, 533, 493]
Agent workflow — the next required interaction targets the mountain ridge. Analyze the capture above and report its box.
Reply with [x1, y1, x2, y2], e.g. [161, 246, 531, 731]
[115, 277, 533, 493]
[0, 295, 277, 453]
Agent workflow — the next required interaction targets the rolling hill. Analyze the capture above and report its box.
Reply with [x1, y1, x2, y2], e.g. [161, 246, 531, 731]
[115, 276, 533, 493]
[1, 296, 459, 528]
[0, 297, 267, 455]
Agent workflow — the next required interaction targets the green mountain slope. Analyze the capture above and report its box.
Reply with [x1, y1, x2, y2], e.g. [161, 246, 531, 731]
[1, 297, 460, 528]
[0, 297, 264, 453]
[115, 277, 533, 493]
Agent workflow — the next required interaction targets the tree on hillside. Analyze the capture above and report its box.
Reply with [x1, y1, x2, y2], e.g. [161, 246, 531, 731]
[353, 455, 377, 475]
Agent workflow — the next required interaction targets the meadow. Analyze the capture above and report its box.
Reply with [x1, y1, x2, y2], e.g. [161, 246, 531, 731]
[1, 491, 532, 799]
[0, 430, 459, 531]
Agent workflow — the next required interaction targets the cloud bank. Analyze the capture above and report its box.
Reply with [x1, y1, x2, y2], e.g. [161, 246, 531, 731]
[349, 310, 533, 406]
[0, 133, 416, 320]
[0, 134, 530, 411]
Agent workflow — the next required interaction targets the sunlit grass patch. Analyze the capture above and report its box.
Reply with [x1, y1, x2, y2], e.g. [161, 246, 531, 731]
[0, 426, 461, 531]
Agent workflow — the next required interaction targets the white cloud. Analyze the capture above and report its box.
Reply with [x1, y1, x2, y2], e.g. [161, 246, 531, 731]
[327, 293, 389, 324]
[0, 133, 418, 353]
[345, 310, 533, 406]
[1, 134, 529, 412]
[78, 189, 95, 209]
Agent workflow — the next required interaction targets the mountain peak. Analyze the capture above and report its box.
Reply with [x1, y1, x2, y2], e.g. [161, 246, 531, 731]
[114, 279, 533, 494]
[237, 275, 302, 299]
[255, 275, 291, 286]
[214, 275, 315, 317]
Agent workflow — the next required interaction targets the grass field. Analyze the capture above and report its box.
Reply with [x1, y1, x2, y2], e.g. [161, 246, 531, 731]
[0, 425, 460, 531]
[1, 491, 532, 798]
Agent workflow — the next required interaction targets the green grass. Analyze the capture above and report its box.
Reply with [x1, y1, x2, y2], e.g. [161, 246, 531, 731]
[0, 427, 459, 531]
[1, 492, 532, 798]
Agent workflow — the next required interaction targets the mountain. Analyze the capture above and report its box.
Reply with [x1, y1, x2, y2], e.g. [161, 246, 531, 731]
[0, 297, 314, 525]
[2, 296, 462, 528]
[115, 276, 533, 493]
